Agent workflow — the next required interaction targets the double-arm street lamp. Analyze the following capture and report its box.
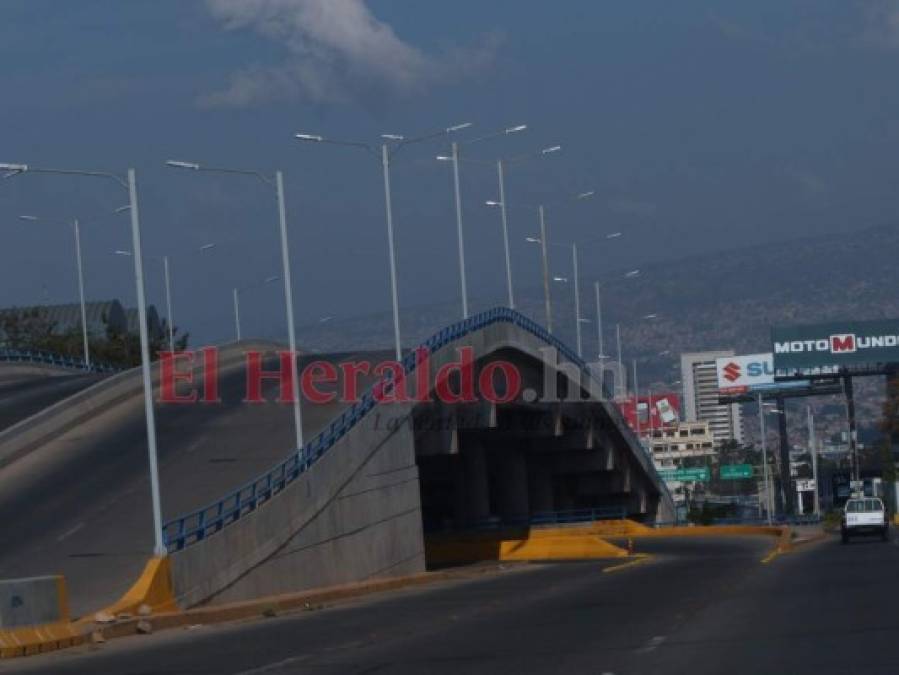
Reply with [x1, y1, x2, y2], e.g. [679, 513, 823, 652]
[522, 191, 595, 334]
[165, 161, 304, 457]
[115, 243, 216, 353]
[435, 123, 527, 318]
[294, 123, 473, 360]
[527, 225, 621, 357]
[483, 145, 562, 310]
[2, 162, 165, 556]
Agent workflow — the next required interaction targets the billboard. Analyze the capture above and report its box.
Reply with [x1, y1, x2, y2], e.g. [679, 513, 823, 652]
[715, 353, 809, 395]
[772, 319, 899, 376]
[619, 393, 680, 433]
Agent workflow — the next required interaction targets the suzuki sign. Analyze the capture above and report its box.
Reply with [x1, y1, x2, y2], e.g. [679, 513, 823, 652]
[772, 319, 899, 375]
[715, 353, 809, 395]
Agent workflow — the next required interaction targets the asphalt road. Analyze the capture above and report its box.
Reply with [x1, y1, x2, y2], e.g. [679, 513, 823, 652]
[0, 371, 101, 432]
[0, 350, 387, 617]
[12, 532, 898, 675]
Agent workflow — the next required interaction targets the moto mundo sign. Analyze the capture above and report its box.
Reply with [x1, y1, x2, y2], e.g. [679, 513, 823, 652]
[771, 319, 899, 375]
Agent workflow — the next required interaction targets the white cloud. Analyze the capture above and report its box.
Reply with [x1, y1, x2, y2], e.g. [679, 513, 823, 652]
[861, 0, 899, 49]
[199, 0, 498, 107]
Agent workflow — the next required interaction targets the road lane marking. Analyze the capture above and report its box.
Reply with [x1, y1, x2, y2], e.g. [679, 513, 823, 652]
[602, 553, 653, 573]
[56, 522, 84, 542]
[233, 655, 310, 675]
[637, 635, 667, 653]
[185, 438, 204, 454]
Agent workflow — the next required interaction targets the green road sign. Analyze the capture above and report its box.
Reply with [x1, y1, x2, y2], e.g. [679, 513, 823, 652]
[720, 464, 753, 480]
[658, 467, 710, 482]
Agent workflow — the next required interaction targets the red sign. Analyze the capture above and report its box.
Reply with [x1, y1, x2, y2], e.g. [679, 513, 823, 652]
[618, 392, 680, 434]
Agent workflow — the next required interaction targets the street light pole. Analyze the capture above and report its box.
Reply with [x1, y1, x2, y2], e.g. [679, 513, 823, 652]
[450, 141, 469, 318]
[162, 255, 174, 354]
[165, 161, 304, 457]
[616, 323, 623, 400]
[572, 243, 582, 358]
[759, 392, 773, 525]
[497, 160, 514, 309]
[275, 171, 304, 457]
[633, 358, 640, 440]
[538, 206, 552, 333]
[381, 144, 402, 361]
[594, 281, 604, 360]
[4, 163, 166, 557]
[19, 215, 91, 368]
[72, 219, 90, 369]
[127, 169, 166, 556]
[594, 281, 606, 396]
[233, 287, 242, 342]
[439, 124, 525, 318]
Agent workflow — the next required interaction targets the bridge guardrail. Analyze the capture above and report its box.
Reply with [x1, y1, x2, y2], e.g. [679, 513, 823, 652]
[653, 514, 823, 528]
[0, 348, 120, 374]
[424, 507, 629, 533]
[162, 307, 660, 551]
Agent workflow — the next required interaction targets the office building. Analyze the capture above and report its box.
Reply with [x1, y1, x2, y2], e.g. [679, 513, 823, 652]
[680, 350, 743, 447]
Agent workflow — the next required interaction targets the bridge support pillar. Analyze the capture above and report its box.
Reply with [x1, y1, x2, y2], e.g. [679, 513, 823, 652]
[462, 445, 490, 522]
[498, 450, 529, 520]
[530, 461, 554, 513]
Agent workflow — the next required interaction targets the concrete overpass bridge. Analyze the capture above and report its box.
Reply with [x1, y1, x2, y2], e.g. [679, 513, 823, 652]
[164, 308, 673, 607]
[0, 308, 672, 617]
[0, 351, 114, 434]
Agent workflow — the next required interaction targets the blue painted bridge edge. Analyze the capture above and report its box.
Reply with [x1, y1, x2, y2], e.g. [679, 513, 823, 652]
[162, 306, 666, 552]
[0, 347, 120, 374]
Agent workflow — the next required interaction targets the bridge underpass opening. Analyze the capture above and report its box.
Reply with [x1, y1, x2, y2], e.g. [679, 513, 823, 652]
[410, 350, 658, 565]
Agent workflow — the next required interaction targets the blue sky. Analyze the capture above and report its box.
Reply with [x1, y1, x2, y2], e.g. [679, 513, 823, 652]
[2, 1, 898, 344]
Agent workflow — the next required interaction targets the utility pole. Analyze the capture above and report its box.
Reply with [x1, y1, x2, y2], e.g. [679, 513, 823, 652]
[843, 372, 860, 485]
[808, 405, 820, 518]
[759, 393, 773, 525]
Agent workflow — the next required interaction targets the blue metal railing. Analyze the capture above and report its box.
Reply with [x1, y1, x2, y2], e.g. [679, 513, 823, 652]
[424, 507, 628, 533]
[0, 347, 120, 374]
[162, 307, 652, 551]
[653, 514, 823, 528]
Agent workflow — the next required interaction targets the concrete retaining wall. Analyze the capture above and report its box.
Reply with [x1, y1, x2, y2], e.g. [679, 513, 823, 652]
[171, 401, 424, 606]
[0, 576, 67, 629]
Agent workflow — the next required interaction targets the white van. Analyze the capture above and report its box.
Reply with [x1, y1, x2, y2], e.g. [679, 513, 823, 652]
[841, 498, 889, 543]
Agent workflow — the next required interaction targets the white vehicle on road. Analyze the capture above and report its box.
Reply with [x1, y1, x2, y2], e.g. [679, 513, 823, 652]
[841, 497, 889, 543]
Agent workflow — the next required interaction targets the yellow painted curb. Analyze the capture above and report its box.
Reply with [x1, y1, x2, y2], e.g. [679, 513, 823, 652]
[634, 525, 787, 539]
[57, 563, 535, 646]
[0, 621, 84, 659]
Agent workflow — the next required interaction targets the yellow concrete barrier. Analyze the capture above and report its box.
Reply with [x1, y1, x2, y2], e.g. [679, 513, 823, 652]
[1, 557, 178, 660]
[0, 576, 81, 659]
[77, 556, 177, 627]
[426, 524, 629, 565]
